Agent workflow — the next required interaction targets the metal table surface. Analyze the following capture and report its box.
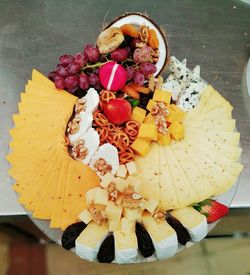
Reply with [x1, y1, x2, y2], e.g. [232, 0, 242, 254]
[0, 0, 249, 216]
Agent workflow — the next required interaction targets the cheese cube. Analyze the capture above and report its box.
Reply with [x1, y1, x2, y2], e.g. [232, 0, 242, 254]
[121, 217, 135, 233]
[105, 201, 122, 221]
[166, 104, 185, 123]
[78, 209, 92, 224]
[141, 198, 158, 213]
[168, 121, 184, 141]
[85, 187, 99, 205]
[123, 208, 142, 221]
[116, 164, 127, 179]
[146, 99, 157, 112]
[94, 187, 109, 205]
[157, 132, 171, 146]
[131, 107, 146, 123]
[125, 161, 138, 176]
[113, 177, 128, 192]
[109, 221, 121, 232]
[100, 172, 115, 189]
[131, 138, 151, 157]
[153, 89, 172, 104]
[138, 123, 158, 141]
[144, 113, 155, 124]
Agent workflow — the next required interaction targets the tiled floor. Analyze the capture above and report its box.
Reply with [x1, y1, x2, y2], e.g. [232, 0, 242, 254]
[1, 235, 250, 275]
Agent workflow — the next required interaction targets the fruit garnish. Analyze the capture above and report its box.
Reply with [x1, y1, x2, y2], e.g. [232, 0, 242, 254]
[193, 199, 229, 223]
[103, 98, 132, 125]
[125, 96, 140, 107]
[96, 27, 124, 54]
[99, 62, 127, 92]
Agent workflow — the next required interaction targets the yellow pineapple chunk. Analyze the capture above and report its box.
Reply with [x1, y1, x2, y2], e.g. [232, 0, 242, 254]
[94, 187, 109, 205]
[146, 99, 157, 112]
[131, 138, 151, 157]
[144, 113, 155, 124]
[168, 121, 184, 141]
[131, 107, 146, 123]
[166, 104, 185, 123]
[138, 123, 158, 141]
[78, 209, 92, 224]
[116, 164, 127, 179]
[157, 132, 171, 146]
[153, 89, 172, 104]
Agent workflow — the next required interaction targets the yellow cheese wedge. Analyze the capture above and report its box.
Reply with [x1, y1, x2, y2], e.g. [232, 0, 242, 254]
[134, 142, 160, 202]
[158, 146, 180, 209]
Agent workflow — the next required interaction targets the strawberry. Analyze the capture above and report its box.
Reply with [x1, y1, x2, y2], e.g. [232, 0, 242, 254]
[103, 98, 132, 125]
[193, 199, 229, 223]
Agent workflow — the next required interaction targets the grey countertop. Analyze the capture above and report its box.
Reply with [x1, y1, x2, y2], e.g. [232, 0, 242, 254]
[0, 0, 250, 215]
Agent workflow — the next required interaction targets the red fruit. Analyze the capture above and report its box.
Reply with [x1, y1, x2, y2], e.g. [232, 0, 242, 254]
[194, 199, 229, 223]
[103, 98, 132, 125]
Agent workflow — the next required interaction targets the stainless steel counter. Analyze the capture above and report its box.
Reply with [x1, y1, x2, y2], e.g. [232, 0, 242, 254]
[0, 0, 249, 215]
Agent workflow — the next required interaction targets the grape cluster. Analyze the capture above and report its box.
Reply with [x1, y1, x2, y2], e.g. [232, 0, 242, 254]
[48, 44, 102, 95]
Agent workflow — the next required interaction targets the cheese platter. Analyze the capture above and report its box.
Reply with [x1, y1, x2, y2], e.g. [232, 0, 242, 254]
[7, 12, 243, 264]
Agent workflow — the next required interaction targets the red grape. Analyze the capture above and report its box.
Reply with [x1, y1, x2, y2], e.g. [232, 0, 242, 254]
[111, 48, 129, 62]
[48, 71, 57, 81]
[134, 71, 145, 86]
[55, 78, 65, 89]
[133, 45, 151, 63]
[130, 38, 141, 49]
[68, 86, 79, 94]
[56, 64, 68, 78]
[67, 62, 81, 75]
[79, 73, 89, 90]
[59, 54, 74, 66]
[84, 44, 99, 63]
[139, 62, 157, 76]
[74, 53, 87, 66]
[65, 75, 79, 89]
[88, 73, 100, 86]
[54, 74, 64, 82]
[125, 66, 134, 81]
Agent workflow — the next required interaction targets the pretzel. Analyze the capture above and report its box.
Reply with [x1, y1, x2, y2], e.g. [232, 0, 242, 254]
[124, 120, 140, 139]
[96, 127, 110, 144]
[119, 147, 134, 164]
[112, 132, 130, 151]
[99, 90, 116, 104]
[93, 110, 109, 128]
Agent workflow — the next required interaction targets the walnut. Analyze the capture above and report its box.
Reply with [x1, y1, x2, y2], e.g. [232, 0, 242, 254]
[71, 139, 88, 160]
[93, 158, 112, 176]
[75, 98, 87, 113]
[153, 209, 166, 223]
[88, 204, 107, 225]
[155, 115, 168, 135]
[140, 24, 149, 44]
[67, 116, 81, 135]
[122, 189, 142, 209]
[151, 102, 169, 117]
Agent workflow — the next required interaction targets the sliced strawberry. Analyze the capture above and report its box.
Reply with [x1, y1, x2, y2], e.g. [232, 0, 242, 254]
[104, 98, 132, 125]
[193, 199, 229, 223]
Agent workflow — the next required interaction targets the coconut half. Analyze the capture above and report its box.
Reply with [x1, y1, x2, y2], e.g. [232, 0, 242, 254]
[104, 12, 169, 77]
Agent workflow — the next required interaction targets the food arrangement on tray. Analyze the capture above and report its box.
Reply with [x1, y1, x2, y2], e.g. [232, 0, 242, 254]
[6, 12, 243, 263]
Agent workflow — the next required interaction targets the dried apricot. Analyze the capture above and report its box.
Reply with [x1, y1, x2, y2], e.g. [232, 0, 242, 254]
[121, 85, 140, 99]
[128, 82, 151, 94]
[166, 216, 190, 245]
[120, 24, 140, 38]
[97, 234, 115, 263]
[148, 29, 159, 49]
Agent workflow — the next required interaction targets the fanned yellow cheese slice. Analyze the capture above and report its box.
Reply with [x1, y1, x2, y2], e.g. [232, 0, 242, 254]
[134, 142, 160, 203]
[183, 119, 236, 132]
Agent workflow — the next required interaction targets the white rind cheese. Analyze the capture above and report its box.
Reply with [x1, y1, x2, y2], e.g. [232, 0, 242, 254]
[152, 234, 178, 260]
[187, 216, 208, 242]
[68, 112, 93, 144]
[89, 143, 119, 175]
[115, 248, 138, 264]
[83, 88, 100, 113]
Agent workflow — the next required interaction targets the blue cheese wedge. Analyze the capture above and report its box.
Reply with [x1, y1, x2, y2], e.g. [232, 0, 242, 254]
[171, 207, 208, 242]
[75, 221, 109, 261]
[142, 212, 178, 260]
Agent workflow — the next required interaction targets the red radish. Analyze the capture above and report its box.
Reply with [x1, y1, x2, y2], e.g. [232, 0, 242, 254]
[99, 61, 127, 92]
[104, 98, 132, 125]
[194, 199, 229, 223]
